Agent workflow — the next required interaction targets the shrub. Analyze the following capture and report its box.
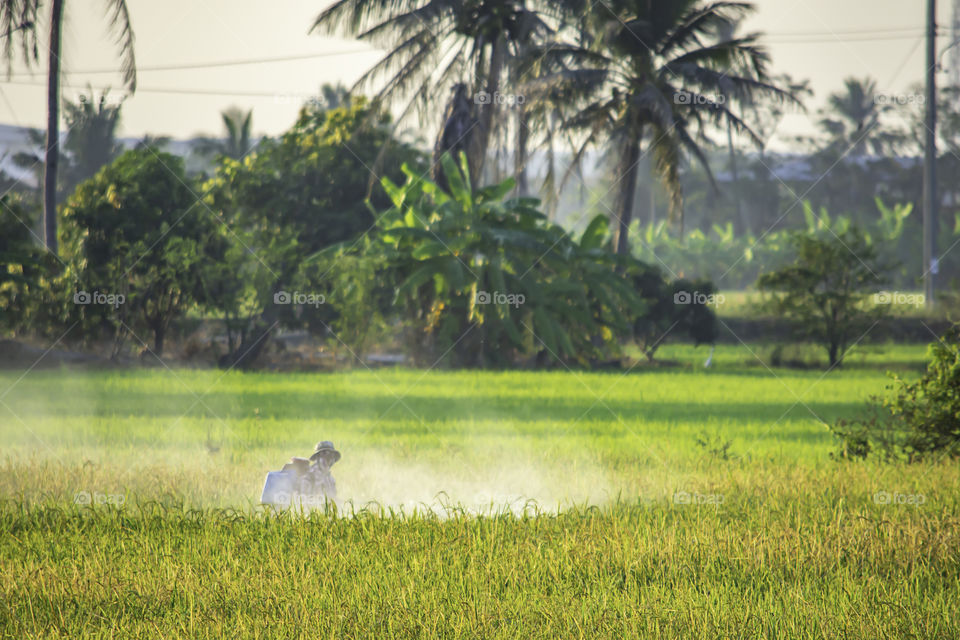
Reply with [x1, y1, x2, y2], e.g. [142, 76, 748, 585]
[202, 98, 428, 368]
[0, 196, 60, 336]
[316, 153, 686, 368]
[631, 274, 718, 361]
[61, 148, 227, 356]
[756, 227, 890, 367]
[831, 326, 960, 461]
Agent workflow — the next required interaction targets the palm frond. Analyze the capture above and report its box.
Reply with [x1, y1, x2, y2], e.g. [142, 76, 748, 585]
[0, 0, 39, 75]
[660, 1, 753, 56]
[103, 0, 136, 91]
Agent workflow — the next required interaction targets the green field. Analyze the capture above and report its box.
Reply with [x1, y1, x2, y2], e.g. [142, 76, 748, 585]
[1, 344, 958, 638]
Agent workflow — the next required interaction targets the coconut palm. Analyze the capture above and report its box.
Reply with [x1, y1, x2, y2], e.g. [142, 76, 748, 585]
[537, 0, 797, 251]
[312, 0, 582, 187]
[0, 0, 38, 73]
[818, 77, 900, 157]
[319, 82, 351, 110]
[194, 107, 255, 160]
[30, 0, 136, 254]
[60, 87, 125, 190]
[14, 88, 125, 201]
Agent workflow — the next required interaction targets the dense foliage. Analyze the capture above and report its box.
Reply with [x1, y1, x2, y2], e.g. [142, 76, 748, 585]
[61, 148, 226, 355]
[0, 196, 54, 334]
[756, 227, 890, 367]
[200, 98, 428, 366]
[313, 153, 716, 367]
[833, 326, 960, 461]
[632, 199, 919, 290]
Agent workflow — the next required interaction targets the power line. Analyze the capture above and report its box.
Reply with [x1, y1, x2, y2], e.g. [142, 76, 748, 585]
[3, 46, 376, 78]
[765, 32, 941, 44]
[2, 80, 343, 99]
[0, 29, 945, 78]
[764, 25, 928, 36]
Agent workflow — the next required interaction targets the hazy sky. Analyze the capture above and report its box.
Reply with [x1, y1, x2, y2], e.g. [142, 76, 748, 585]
[0, 0, 955, 146]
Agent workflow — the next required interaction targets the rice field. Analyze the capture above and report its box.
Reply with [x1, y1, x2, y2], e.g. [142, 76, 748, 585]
[1, 342, 957, 638]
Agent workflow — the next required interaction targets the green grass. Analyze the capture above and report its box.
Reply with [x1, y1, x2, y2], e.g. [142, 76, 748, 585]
[1, 344, 958, 638]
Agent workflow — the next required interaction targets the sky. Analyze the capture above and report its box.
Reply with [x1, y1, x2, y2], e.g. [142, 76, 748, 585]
[0, 0, 956, 147]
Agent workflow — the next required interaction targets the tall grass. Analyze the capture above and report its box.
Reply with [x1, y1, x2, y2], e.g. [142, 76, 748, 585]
[1, 345, 957, 637]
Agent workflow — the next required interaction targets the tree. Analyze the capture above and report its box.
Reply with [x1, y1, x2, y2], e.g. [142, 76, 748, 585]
[202, 98, 428, 368]
[60, 148, 223, 355]
[194, 106, 255, 160]
[318, 82, 351, 111]
[317, 152, 693, 368]
[832, 326, 960, 461]
[312, 0, 577, 188]
[41, 0, 136, 255]
[11, 127, 45, 202]
[756, 226, 890, 368]
[632, 275, 718, 362]
[541, 0, 796, 252]
[816, 77, 900, 158]
[13, 88, 126, 204]
[0, 194, 52, 334]
[60, 87, 125, 192]
[0, 0, 38, 75]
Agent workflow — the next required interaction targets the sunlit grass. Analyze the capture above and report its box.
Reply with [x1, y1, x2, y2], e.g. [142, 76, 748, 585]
[1, 343, 957, 637]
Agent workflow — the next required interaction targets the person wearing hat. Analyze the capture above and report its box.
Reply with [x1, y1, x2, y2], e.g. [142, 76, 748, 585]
[297, 441, 340, 503]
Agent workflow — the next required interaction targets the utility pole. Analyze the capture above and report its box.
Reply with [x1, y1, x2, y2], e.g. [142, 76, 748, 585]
[923, 0, 938, 309]
[951, 0, 960, 88]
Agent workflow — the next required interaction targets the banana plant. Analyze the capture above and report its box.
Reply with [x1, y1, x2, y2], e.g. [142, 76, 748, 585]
[317, 152, 651, 366]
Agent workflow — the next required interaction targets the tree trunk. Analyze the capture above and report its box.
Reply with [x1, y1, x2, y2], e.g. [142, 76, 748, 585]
[615, 137, 642, 255]
[153, 324, 165, 355]
[726, 120, 748, 234]
[42, 0, 64, 254]
[515, 103, 529, 197]
[468, 35, 507, 189]
[828, 343, 839, 368]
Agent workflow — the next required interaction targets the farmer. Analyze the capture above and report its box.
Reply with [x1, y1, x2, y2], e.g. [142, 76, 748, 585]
[299, 440, 340, 502]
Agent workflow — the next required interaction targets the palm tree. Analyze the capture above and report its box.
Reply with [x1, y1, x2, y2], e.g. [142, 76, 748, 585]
[60, 87, 125, 190]
[312, 0, 580, 188]
[538, 0, 796, 252]
[818, 77, 899, 157]
[319, 82, 351, 110]
[713, 16, 747, 233]
[194, 107, 255, 160]
[13, 88, 125, 201]
[0, 0, 37, 73]
[11, 127, 44, 201]
[39, 0, 136, 254]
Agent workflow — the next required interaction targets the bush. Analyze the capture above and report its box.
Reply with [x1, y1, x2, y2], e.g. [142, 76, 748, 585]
[0, 196, 60, 336]
[202, 98, 428, 368]
[756, 227, 890, 368]
[630, 274, 718, 361]
[831, 326, 960, 461]
[61, 147, 227, 356]
[316, 153, 690, 368]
